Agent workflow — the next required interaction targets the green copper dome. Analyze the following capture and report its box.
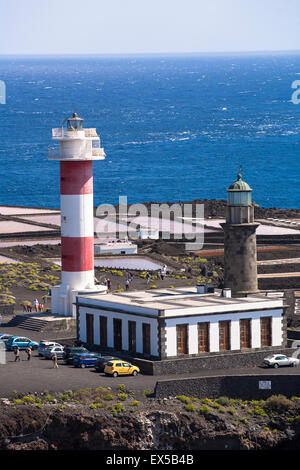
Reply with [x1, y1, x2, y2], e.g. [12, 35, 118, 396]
[227, 171, 252, 207]
[228, 172, 252, 191]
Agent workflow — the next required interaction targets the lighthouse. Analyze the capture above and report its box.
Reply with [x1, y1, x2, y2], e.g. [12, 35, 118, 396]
[221, 170, 259, 297]
[49, 113, 107, 317]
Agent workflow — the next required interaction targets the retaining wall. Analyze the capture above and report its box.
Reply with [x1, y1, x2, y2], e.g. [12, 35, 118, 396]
[155, 374, 300, 400]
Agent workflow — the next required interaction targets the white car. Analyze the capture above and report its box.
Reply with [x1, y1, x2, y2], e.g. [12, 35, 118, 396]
[38, 341, 63, 357]
[43, 345, 65, 360]
[264, 354, 299, 368]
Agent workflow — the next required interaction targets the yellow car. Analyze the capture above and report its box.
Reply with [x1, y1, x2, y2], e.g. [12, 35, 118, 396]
[104, 360, 140, 377]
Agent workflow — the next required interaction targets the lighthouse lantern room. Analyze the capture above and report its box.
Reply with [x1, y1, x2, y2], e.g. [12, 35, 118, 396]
[49, 113, 107, 317]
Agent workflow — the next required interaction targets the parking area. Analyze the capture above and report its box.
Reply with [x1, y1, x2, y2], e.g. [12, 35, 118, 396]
[1, 347, 300, 399]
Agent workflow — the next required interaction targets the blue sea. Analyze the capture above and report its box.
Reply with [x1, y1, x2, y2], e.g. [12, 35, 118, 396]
[0, 53, 299, 210]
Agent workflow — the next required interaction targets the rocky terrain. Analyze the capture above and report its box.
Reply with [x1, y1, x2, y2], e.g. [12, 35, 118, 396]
[0, 390, 300, 450]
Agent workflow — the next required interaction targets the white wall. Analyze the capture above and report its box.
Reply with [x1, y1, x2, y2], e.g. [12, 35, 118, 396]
[165, 309, 283, 357]
[78, 306, 159, 356]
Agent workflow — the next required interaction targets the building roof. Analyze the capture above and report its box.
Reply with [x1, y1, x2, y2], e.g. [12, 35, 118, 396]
[77, 286, 284, 318]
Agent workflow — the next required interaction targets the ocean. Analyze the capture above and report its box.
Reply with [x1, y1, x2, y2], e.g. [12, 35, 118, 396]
[0, 53, 299, 210]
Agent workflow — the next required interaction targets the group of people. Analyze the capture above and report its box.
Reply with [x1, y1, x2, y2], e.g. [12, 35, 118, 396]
[13, 346, 32, 362]
[125, 273, 134, 290]
[23, 299, 44, 313]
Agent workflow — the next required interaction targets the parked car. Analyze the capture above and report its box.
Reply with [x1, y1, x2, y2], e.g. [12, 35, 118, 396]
[63, 347, 89, 364]
[94, 356, 119, 372]
[38, 341, 63, 357]
[104, 360, 140, 377]
[73, 353, 101, 368]
[264, 354, 300, 368]
[6, 336, 39, 351]
[0, 334, 14, 343]
[43, 345, 65, 360]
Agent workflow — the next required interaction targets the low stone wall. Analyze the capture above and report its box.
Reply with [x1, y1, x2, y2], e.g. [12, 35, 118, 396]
[0, 304, 14, 316]
[155, 374, 300, 400]
[150, 347, 295, 376]
[288, 330, 300, 341]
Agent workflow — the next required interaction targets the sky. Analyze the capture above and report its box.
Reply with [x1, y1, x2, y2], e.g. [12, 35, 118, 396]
[0, 0, 300, 55]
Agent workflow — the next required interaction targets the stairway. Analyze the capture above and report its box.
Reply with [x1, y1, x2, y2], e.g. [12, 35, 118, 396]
[6, 315, 48, 332]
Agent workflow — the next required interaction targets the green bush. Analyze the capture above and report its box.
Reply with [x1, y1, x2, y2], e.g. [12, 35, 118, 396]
[118, 393, 128, 401]
[130, 400, 140, 407]
[199, 405, 210, 415]
[215, 396, 231, 407]
[263, 395, 293, 414]
[176, 395, 191, 404]
[184, 404, 197, 413]
[103, 394, 115, 401]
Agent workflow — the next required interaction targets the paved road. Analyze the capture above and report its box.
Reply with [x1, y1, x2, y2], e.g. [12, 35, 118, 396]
[1, 349, 300, 399]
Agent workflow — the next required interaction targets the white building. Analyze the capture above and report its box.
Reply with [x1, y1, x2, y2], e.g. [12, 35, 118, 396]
[94, 241, 138, 255]
[76, 286, 285, 359]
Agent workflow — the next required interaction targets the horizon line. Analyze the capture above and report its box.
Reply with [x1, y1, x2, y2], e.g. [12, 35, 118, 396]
[1, 49, 300, 58]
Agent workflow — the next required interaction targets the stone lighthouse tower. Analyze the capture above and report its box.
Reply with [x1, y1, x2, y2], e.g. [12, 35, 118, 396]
[221, 171, 259, 297]
[49, 113, 107, 317]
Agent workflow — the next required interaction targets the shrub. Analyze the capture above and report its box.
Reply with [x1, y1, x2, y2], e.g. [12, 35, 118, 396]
[90, 402, 104, 410]
[118, 393, 128, 401]
[44, 394, 56, 403]
[130, 401, 140, 407]
[118, 384, 126, 393]
[202, 398, 212, 405]
[103, 394, 115, 401]
[227, 408, 235, 415]
[253, 407, 267, 417]
[199, 405, 210, 415]
[263, 395, 293, 414]
[142, 390, 151, 398]
[176, 395, 191, 404]
[22, 395, 35, 404]
[184, 404, 197, 413]
[240, 418, 247, 424]
[215, 396, 231, 407]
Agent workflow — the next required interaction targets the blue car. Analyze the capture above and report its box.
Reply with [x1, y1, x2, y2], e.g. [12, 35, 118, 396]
[6, 336, 39, 351]
[0, 334, 14, 343]
[73, 353, 101, 368]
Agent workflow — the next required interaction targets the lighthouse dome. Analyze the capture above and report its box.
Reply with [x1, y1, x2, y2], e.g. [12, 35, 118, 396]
[227, 172, 252, 206]
[228, 172, 252, 191]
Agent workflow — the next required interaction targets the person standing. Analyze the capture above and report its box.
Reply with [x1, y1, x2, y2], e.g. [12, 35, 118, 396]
[107, 279, 111, 291]
[125, 279, 130, 290]
[14, 347, 20, 362]
[34, 299, 39, 313]
[26, 346, 32, 361]
[146, 272, 150, 285]
[52, 352, 58, 369]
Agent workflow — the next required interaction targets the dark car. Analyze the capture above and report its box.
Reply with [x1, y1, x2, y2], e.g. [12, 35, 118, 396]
[94, 356, 119, 372]
[63, 347, 88, 364]
[73, 353, 101, 368]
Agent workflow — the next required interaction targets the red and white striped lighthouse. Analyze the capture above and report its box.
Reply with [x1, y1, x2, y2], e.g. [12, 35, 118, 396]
[49, 113, 107, 316]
